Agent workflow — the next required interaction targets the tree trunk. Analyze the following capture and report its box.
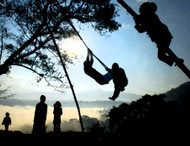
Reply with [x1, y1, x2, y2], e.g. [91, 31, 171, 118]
[47, 26, 85, 132]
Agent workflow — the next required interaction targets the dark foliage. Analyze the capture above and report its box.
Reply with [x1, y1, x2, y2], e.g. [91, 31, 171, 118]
[0, 0, 121, 91]
[107, 94, 190, 135]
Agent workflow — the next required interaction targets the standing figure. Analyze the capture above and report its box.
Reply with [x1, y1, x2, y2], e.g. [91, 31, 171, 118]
[134, 2, 183, 66]
[2, 112, 11, 132]
[32, 95, 48, 135]
[53, 101, 62, 133]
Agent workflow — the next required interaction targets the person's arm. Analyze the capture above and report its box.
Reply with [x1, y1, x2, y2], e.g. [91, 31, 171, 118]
[134, 15, 146, 33]
[105, 67, 112, 72]
[135, 24, 145, 33]
[2, 118, 5, 125]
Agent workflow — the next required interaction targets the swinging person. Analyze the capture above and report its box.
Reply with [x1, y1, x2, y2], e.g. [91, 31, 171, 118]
[108, 63, 128, 101]
[84, 50, 128, 100]
[134, 2, 183, 66]
[83, 50, 112, 85]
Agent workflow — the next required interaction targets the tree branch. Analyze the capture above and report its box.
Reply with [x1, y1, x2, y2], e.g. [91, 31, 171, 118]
[12, 63, 43, 77]
[12, 63, 66, 92]
[14, 36, 51, 62]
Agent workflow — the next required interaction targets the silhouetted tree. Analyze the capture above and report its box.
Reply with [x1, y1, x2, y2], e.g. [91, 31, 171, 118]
[0, 82, 14, 99]
[107, 94, 179, 134]
[0, 0, 121, 91]
[88, 121, 105, 133]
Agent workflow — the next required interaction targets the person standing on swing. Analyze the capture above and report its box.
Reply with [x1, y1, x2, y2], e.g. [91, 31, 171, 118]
[109, 63, 128, 101]
[134, 2, 183, 66]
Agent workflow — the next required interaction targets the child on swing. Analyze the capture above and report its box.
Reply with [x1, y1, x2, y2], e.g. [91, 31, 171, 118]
[83, 49, 112, 85]
[108, 63, 128, 101]
[84, 50, 128, 101]
[84, 51, 128, 101]
[134, 2, 183, 66]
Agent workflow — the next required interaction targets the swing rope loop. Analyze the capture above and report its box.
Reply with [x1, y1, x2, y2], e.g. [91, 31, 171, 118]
[68, 20, 109, 69]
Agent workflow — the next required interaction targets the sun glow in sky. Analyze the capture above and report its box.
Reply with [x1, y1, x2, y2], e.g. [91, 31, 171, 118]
[59, 38, 86, 60]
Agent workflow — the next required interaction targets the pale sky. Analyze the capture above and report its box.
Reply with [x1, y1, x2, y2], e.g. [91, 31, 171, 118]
[1, 0, 190, 101]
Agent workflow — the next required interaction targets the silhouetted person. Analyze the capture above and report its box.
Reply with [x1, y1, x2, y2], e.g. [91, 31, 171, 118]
[2, 112, 11, 132]
[134, 2, 183, 66]
[109, 63, 128, 101]
[84, 50, 112, 85]
[32, 95, 47, 135]
[53, 101, 62, 133]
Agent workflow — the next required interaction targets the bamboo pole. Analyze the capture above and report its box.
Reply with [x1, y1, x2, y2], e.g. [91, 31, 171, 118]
[47, 26, 85, 132]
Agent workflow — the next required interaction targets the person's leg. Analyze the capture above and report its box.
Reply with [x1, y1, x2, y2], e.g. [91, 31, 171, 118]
[109, 86, 120, 101]
[5, 125, 8, 132]
[158, 49, 174, 66]
[166, 48, 184, 66]
[156, 39, 175, 66]
[85, 67, 107, 85]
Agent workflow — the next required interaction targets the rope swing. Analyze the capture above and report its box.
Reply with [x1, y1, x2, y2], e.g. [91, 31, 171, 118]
[68, 20, 128, 101]
[68, 20, 113, 86]
[46, 24, 85, 133]
[68, 20, 108, 70]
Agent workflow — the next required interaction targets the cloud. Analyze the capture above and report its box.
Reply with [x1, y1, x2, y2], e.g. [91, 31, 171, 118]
[0, 105, 34, 133]
[0, 98, 126, 108]
[19, 115, 107, 133]
[61, 119, 81, 131]
[98, 108, 110, 121]
[76, 88, 140, 102]
[19, 124, 33, 133]
[0, 105, 107, 133]
[137, 0, 148, 2]
[48, 115, 106, 132]
[17, 119, 81, 133]
[121, 23, 133, 30]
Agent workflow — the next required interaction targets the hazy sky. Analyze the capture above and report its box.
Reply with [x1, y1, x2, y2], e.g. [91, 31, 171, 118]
[1, 0, 190, 102]
[0, 0, 190, 133]
[0, 105, 104, 133]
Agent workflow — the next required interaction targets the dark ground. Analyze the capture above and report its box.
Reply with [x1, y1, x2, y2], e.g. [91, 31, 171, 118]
[0, 130, 188, 145]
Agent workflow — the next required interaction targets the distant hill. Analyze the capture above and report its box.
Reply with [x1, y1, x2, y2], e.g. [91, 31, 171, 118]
[165, 82, 190, 108]
[2, 82, 189, 108]
[14, 89, 141, 102]
[0, 98, 128, 108]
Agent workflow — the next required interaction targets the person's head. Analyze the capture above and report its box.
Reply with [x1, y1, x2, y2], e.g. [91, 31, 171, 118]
[112, 63, 119, 71]
[54, 101, 61, 108]
[5, 112, 10, 117]
[40, 95, 46, 103]
[139, 2, 157, 15]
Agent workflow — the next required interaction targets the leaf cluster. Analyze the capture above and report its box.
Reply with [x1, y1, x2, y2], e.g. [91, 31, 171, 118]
[0, 0, 121, 91]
